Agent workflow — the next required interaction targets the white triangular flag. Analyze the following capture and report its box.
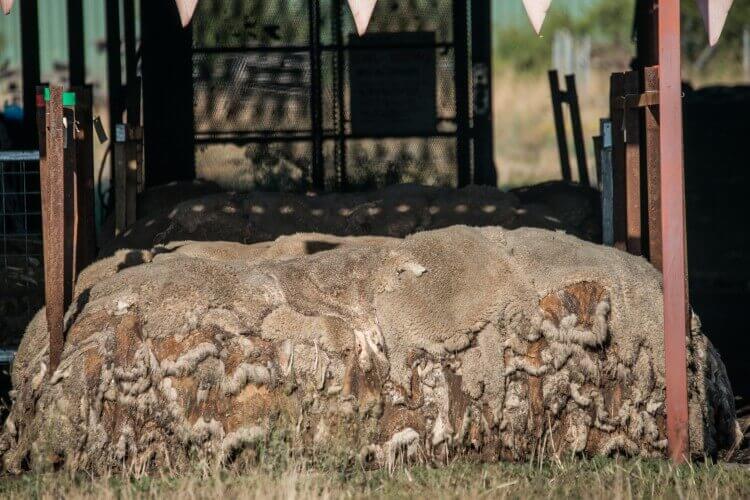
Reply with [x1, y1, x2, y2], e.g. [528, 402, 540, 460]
[522, 0, 552, 35]
[347, 0, 378, 36]
[1, 0, 14, 16]
[696, 0, 734, 46]
[175, 0, 199, 28]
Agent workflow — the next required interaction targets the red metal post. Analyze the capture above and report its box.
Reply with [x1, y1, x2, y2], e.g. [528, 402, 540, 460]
[658, 0, 690, 463]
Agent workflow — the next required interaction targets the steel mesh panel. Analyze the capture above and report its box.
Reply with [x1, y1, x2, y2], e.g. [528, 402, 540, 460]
[193, 0, 464, 190]
[0, 153, 43, 348]
[193, 0, 310, 49]
[196, 142, 313, 191]
[194, 52, 312, 134]
[341, 138, 457, 188]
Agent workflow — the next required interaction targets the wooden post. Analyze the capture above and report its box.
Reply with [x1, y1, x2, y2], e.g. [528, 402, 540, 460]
[659, 0, 690, 464]
[39, 86, 72, 374]
[73, 86, 98, 272]
[600, 119, 615, 247]
[643, 66, 662, 270]
[609, 73, 628, 250]
[624, 71, 643, 256]
[549, 70, 572, 182]
[565, 74, 590, 186]
[114, 124, 128, 235]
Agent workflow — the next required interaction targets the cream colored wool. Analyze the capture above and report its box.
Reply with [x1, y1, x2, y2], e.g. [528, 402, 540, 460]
[0, 227, 739, 473]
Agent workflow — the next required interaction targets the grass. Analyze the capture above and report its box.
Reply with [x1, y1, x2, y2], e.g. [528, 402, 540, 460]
[0, 458, 748, 499]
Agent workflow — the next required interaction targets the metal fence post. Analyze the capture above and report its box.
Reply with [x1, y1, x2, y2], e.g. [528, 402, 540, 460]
[39, 86, 71, 375]
[659, 0, 690, 464]
[600, 119, 614, 247]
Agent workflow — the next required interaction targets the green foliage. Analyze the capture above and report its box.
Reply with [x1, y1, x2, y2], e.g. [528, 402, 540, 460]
[682, 1, 750, 74]
[494, 1, 636, 73]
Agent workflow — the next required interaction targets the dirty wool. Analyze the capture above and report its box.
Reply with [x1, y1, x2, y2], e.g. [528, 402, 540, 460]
[0, 226, 740, 473]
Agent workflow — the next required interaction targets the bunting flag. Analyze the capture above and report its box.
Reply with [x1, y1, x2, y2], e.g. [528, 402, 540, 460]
[696, 0, 734, 46]
[175, 0, 199, 28]
[1, 0, 14, 16]
[522, 0, 552, 35]
[347, 0, 378, 36]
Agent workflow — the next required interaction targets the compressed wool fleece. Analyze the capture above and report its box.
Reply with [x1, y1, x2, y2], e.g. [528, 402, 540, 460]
[0, 227, 740, 473]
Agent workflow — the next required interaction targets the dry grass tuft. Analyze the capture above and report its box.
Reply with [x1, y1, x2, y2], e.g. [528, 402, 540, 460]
[0, 457, 748, 499]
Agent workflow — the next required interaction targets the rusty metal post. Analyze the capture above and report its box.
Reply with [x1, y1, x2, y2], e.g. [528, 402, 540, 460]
[565, 74, 590, 186]
[39, 86, 70, 374]
[624, 71, 643, 256]
[659, 0, 690, 464]
[73, 86, 98, 272]
[549, 70, 572, 182]
[643, 66, 662, 270]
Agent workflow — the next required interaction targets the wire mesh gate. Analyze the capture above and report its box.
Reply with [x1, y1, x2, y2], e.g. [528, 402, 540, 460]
[192, 0, 482, 191]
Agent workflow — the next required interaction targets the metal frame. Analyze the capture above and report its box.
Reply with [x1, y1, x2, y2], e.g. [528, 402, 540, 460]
[657, 0, 690, 464]
[193, 0, 481, 189]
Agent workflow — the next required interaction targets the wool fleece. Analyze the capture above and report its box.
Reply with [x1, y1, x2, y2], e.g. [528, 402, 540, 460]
[0, 226, 739, 473]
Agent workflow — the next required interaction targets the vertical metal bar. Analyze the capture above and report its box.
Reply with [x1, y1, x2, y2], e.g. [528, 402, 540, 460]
[744, 26, 750, 82]
[141, 0, 195, 187]
[549, 70, 572, 182]
[308, 0, 325, 190]
[105, 0, 122, 206]
[659, 0, 690, 464]
[73, 86, 97, 272]
[593, 136, 602, 188]
[20, 0, 41, 149]
[114, 125, 127, 235]
[63, 103, 78, 295]
[39, 86, 67, 375]
[565, 74, 590, 186]
[332, 0, 348, 190]
[67, 0, 86, 86]
[600, 119, 614, 247]
[471, 0, 496, 186]
[609, 72, 628, 251]
[453, 0, 471, 187]
[643, 66, 662, 270]
[624, 70, 643, 255]
[123, 0, 139, 124]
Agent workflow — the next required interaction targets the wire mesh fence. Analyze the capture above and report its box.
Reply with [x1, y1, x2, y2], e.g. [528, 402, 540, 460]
[0, 150, 43, 348]
[192, 0, 466, 191]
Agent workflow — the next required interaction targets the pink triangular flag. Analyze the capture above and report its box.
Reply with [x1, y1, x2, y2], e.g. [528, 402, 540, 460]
[523, 0, 552, 35]
[696, 0, 734, 46]
[2, 0, 14, 16]
[175, 0, 199, 28]
[347, 0, 378, 36]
